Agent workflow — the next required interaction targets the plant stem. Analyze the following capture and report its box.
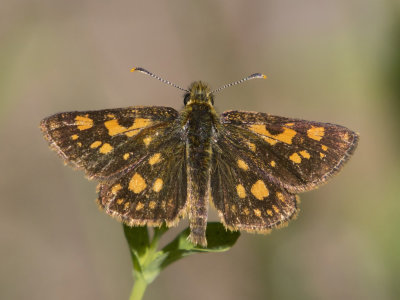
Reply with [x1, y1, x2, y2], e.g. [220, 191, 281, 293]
[129, 275, 147, 300]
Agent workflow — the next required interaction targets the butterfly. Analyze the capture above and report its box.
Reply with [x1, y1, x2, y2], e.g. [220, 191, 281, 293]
[40, 67, 359, 247]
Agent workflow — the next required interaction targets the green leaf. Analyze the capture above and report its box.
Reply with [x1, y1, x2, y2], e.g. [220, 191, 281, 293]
[123, 224, 150, 273]
[159, 222, 240, 270]
[123, 222, 240, 296]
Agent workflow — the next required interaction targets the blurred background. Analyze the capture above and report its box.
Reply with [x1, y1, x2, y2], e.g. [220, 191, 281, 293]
[1, 1, 399, 299]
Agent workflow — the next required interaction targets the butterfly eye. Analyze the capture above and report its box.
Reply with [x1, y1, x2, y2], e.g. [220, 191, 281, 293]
[183, 93, 191, 105]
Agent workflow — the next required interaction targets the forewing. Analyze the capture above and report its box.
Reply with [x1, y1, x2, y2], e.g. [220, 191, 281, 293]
[220, 110, 359, 193]
[211, 137, 299, 232]
[97, 129, 187, 226]
[40, 106, 178, 179]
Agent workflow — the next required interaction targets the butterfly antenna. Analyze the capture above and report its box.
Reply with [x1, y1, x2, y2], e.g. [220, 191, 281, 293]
[211, 73, 267, 94]
[131, 67, 189, 92]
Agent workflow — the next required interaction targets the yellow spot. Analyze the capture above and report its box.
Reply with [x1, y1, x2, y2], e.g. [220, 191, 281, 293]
[231, 205, 237, 213]
[136, 202, 144, 211]
[75, 115, 93, 131]
[320, 152, 326, 158]
[77, 142, 82, 147]
[267, 209, 273, 216]
[307, 126, 325, 141]
[71, 134, 79, 140]
[251, 180, 269, 200]
[237, 159, 249, 171]
[153, 178, 163, 192]
[104, 118, 152, 137]
[107, 114, 115, 118]
[247, 142, 256, 152]
[343, 132, 349, 142]
[236, 184, 246, 198]
[248, 125, 297, 145]
[289, 152, 302, 164]
[116, 198, 124, 205]
[254, 209, 262, 217]
[243, 207, 250, 215]
[272, 205, 280, 213]
[149, 201, 156, 209]
[299, 150, 311, 159]
[143, 136, 152, 146]
[149, 153, 162, 165]
[90, 141, 102, 149]
[270, 161, 276, 167]
[124, 202, 130, 210]
[123, 153, 130, 160]
[161, 200, 166, 209]
[285, 123, 294, 126]
[111, 184, 122, 194]
[321, 145, 328, 151]
[99, 143, 113, 154]
[276, 192, 285, 202]
[129, 173, 147, 194]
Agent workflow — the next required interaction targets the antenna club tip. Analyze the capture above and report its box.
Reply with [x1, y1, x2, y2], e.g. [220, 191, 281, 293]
[262, 74, 267, 79]
[130, 67, 137, 72]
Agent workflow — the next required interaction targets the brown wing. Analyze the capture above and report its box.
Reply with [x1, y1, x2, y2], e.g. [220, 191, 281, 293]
[211, 125, 299, 232]
[219, 110, 359, 193]
[40, 106, 178, 179]
[97, 129, 187, 227]
[211, 110, 357, 232]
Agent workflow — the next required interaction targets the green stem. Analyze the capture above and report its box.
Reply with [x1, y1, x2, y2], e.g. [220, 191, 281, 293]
[129, 228, 165, 300]
[129, 275, 148, 300]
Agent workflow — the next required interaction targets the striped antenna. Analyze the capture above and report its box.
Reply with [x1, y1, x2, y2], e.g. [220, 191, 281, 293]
[211, 73, 267, 94]
[131, 67, 189, 92]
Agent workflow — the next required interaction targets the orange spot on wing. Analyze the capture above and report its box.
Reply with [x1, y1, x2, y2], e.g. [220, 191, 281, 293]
[129, 173, 147, 194]
[149, 153, 162, 165]
[152, 178, 163, 192]
[104, 118, 152, 137]
[90, 141, 102, 149]
[307, 126, 325, 141]
[299, 150, 310, 159]
[251, 180, 269, 200]
[276, 192, 285, 202]
[143, 136, 152, 146]
[99, 143, 113, 154]
[247, 142, 256, 152]
[111, 184, 122, 194]
[75, 115, 93, 131]
[236, 184, 246, 198]
[289, 152, 302, 164]
[248, 125, 296, 145]
[136, 202, 144, 211]
[237, 159, 249, 171]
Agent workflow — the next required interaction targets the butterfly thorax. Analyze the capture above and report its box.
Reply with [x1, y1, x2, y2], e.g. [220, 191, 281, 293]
[181, 81, 219, 246]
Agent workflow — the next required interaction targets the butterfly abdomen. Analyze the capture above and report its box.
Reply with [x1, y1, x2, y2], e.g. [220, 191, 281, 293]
[183, 101, 218, 247]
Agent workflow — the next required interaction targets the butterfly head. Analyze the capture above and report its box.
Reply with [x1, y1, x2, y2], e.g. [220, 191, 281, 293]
[184, 81, 214, 106]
